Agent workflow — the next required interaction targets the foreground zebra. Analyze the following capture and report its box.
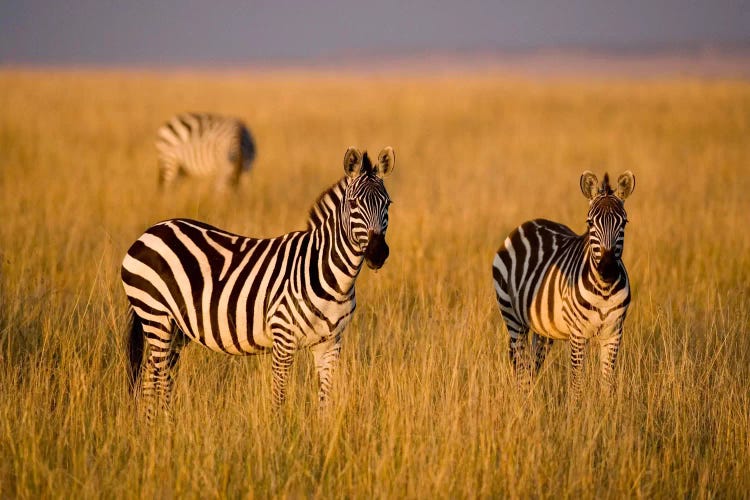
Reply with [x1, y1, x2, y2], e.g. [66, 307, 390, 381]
[492, 171, 635, 399]
[122, 147, 395, 420]
[156, 112, 256, 190]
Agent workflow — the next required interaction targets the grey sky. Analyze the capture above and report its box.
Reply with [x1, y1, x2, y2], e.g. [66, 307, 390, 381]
[1, 1, 748, 65]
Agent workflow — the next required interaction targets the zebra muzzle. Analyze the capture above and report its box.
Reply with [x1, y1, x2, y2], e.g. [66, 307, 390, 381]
[597, 250, 620, 282]
[365, 232, 389, 270]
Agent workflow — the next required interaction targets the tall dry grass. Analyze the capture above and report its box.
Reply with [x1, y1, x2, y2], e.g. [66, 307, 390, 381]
[0, 69, 748, 498]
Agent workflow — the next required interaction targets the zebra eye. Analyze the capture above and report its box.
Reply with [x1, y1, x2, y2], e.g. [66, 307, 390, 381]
[587, 219, 594, 227]
[349, 199, 358, 210]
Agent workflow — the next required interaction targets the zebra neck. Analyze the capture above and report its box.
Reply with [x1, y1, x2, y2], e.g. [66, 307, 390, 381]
[307, 177, 364, 295]
[307, 210, 364, 297]
[307, 177, 348, 231]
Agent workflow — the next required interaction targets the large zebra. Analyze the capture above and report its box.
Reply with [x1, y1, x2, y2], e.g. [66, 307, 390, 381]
[492, 171, 635, 400]
[122, 147, 395, 420]
[155, 112, 256, 190]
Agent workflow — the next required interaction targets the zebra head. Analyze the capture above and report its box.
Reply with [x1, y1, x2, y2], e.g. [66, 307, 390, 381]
[580, 171, 636, 281]
[343, 146, 395, 270]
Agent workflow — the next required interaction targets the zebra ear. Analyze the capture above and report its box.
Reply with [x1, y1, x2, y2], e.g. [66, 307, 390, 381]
[344, 147, 363, 177]
[580, 171, 599, 200]
[616, 171, 635, 200]
[375, 146, 395, 178]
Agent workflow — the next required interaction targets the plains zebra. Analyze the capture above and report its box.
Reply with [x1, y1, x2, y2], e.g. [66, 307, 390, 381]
[492, 171, 635, 400]
[122, 147, 395, 420]
[155, 112, 256, 190]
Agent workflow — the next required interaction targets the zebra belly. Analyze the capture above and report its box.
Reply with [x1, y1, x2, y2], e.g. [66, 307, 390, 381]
[180, 316, 272, 356]
[174, 276, 276, 356]
[527, 295, 572, 341]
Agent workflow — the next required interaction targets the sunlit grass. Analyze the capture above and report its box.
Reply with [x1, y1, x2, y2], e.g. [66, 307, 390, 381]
[0, 70, 748, 497]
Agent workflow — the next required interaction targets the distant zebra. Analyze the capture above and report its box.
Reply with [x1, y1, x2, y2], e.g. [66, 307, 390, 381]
[492, 171, 635, 400]
[122, 147, 395, 420]
[155, 112, 256, 190]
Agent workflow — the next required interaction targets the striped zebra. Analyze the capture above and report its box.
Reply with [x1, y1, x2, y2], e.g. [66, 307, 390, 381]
[155, 112, 256, 190]
[492, 171, 635, 399]
[122, 146, 394, 420]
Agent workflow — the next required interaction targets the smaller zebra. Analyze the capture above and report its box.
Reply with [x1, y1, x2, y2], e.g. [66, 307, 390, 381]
[492, 171, 635, 400]
[156, 112, 256, 190]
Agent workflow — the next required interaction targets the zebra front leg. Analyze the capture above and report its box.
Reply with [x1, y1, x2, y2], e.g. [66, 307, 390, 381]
[599, 332, 622, 398]
[157, 158, 179, 191]
[569, 334, 587, 404]
[311, 336, 341, 409]
[271, 337, 296, 410]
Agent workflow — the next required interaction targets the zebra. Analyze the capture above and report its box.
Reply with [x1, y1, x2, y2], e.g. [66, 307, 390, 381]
[155, 112, 256, 190]
[492, 171, 635, 400]
[122, 146, 395, 420]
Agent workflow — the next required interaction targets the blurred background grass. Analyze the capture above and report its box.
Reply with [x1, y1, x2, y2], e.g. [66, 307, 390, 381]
[0, 70, 748, 498]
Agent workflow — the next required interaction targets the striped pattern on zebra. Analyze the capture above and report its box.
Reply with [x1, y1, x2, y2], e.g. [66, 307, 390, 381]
[122, 146, 394, 420]
[156, 112, 256, 190]
[492, 171, 635, 399]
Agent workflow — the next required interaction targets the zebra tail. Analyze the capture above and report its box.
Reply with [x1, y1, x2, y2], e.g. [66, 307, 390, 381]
[127, 308, 144, 394]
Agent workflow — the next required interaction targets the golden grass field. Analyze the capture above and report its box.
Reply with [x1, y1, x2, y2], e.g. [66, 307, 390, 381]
[0, 69, 748, 498]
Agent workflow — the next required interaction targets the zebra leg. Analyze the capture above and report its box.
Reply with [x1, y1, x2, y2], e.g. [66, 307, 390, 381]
[311, 336, 342, 409]
[569, 334, 587, 403]
[140, 316, 177, 423]
[599, 333, 622, 397]
[227, 159, 243, 190]
[271, 336, 296, 409]
[216, 154, 242, 191]
[160, 328, 190, 420]
[531, 334, 554, 375]
[507, 324, 533, 391]
[158, 158, 179, 190]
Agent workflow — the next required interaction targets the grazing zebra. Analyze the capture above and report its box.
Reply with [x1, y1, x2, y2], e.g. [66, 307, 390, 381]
[492, 171, 635, 400]
[122, 146, 395, 420]
[155, 112, 256, 190]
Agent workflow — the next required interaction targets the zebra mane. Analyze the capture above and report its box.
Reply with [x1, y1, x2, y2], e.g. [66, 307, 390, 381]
[599, 173, 614, 196]
[360, 152, 374, 174]
[307, 177, 348, 231]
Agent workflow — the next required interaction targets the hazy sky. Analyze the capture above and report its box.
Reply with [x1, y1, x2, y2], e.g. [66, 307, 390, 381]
[1, 1, 748, 65]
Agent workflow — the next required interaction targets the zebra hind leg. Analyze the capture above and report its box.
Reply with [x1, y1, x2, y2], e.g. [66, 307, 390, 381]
[140, 317, 181, 423]
[531, 333, 554, 375]
[161, 326, 191, 420]
[506, 322, 533, 393]
[215, 162, 242, 192]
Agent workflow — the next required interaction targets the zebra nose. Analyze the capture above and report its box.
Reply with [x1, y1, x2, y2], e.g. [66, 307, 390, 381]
[365, 231, 389, 270]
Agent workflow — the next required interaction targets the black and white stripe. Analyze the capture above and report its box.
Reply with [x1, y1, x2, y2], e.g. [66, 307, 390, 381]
[156, 112, 256, 190]
[123, 147, 395, 420]
[492, 171, 635, 399]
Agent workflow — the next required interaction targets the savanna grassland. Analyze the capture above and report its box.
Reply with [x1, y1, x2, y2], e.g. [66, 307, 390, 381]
[0, 69, 748, 498]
